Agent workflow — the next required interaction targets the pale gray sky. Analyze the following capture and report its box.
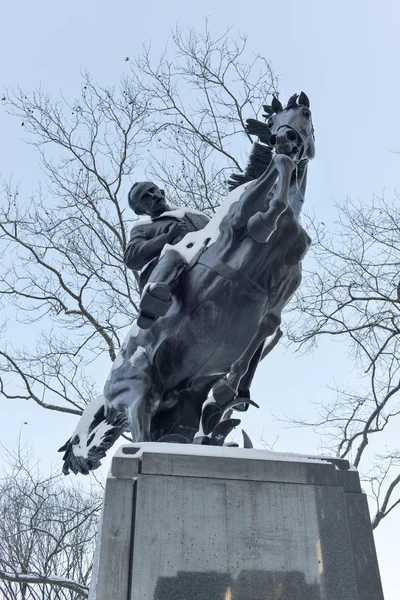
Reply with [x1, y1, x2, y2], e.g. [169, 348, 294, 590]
[1, 0, 399, 597]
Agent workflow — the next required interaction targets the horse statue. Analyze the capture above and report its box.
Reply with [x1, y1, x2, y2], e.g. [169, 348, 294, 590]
[59, 92, 315, 474]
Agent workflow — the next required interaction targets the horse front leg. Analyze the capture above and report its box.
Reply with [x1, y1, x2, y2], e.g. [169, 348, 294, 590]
[247, 154, 295, 243]
[232, 154, 295, 230]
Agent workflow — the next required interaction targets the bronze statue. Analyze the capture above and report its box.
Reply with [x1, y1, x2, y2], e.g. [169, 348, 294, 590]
[59, 92, 315, 474]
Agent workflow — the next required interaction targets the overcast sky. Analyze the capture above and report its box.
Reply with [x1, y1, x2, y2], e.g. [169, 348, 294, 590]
[1, 0, 399, 597]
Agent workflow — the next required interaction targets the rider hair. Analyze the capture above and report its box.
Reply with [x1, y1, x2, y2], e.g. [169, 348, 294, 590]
[128, 182, 146, 214]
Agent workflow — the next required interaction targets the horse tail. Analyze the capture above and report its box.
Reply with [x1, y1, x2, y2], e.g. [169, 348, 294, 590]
[58, 395, 129, 475]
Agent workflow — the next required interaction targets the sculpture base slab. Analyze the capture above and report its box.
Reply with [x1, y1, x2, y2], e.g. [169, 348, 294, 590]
[89, 444, 384, 600]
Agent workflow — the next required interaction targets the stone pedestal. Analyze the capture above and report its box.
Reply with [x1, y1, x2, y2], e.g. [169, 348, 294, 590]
[89, 444, 384, 600]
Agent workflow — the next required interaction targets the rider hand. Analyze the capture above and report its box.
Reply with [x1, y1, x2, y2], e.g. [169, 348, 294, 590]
[166, 222, 189, 244]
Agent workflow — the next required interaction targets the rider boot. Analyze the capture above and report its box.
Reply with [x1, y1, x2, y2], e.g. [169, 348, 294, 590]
[137, 249, 187, 329]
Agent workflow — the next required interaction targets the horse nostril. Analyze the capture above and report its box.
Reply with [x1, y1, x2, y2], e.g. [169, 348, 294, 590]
[269, 134, 277, 146]
[286, 130, 297, 141]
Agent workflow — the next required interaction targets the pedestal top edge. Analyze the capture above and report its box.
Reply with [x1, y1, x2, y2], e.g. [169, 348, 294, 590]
[113, 442, 353, 471]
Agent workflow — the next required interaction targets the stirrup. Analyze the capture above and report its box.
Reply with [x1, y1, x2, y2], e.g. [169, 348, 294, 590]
[138, 283, 172, 329]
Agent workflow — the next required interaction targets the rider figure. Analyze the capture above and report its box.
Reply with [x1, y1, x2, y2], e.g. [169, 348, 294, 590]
[124, 181, 254, 413]
[124, 181, 209, 329]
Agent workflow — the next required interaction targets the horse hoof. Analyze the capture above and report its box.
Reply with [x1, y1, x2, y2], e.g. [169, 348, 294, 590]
[211, 418, 241, 446]
[201, 402, 223, 435]
[242, 429, 254, 448]
[212, 379, 236, 406]
[231, 397, 259, 412]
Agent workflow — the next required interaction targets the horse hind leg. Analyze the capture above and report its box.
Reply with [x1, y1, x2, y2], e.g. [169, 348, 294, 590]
[151, 376, 217, 442]
[211, 311, 282, 408]
[104, 348, 155, 443]
[126, 369, 154, 443]
[211, 264, 303, 410]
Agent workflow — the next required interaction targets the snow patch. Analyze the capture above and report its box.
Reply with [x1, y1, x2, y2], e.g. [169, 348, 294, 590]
[110, 351, 124, 372]
[161, 182, 253, 264]
[158, 207, 207, 220]
[108, 323, 140, 374]
[129, 206, 205, 227]
[129, 346, 146, 367]
[74, 418, 112, 458]
[129, 217, 151, 228]
[115, 441, 337, 466]
[121, 323, 140, 351]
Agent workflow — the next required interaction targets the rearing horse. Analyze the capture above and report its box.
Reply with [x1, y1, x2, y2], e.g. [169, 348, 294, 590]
[60, 92, 315, 474]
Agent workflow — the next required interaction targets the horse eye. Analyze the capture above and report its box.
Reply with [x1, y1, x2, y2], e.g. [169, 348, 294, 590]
[268, 119, 274, 128]
[149, 187, 155, 193]
[302, 109, 311, 119]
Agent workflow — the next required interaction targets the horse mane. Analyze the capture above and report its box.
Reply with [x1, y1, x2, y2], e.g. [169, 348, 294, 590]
[227, 142, 273, 192]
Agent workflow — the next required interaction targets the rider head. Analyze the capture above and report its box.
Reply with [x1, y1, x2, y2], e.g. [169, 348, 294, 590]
[128, 182, 170, 218]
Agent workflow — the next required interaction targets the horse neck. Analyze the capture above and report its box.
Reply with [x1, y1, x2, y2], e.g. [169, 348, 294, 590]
[288, 160, 309, 220]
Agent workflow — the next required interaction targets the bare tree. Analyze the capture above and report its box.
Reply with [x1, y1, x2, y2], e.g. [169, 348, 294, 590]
[135, 23, 278, 213]
[288, 196, 400, 528]
[0, 74, 152, 416]
[0, 444, 101, 598]
[0, 24, 277, 419]
[0, 24, 279, 591]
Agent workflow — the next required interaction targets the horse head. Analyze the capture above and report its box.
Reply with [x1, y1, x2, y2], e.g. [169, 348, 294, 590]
[263, 92, 315, 162]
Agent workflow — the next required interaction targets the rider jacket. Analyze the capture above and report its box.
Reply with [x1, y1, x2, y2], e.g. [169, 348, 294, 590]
[124, 209, 209, 289]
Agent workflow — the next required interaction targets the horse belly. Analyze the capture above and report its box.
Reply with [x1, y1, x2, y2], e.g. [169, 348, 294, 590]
[152, 265, 265, 388]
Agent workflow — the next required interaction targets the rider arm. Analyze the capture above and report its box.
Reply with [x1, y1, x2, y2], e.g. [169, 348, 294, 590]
[124, 225, 170, 271]
[124, 214, 209, 272]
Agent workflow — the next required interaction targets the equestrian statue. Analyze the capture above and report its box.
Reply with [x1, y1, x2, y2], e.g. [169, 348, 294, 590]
[59, 92, 315, 474]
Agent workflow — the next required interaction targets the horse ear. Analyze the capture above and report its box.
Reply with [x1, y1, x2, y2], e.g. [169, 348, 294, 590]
[286, 94, 298, 108]
[271, 96, 283, 113]
[263, 104, 273, 115]
[298, 92, 310, 107]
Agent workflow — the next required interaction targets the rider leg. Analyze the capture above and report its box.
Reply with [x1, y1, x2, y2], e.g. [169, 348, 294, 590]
[138, 249, 187, 329]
